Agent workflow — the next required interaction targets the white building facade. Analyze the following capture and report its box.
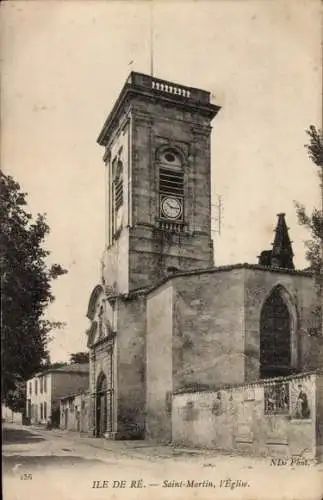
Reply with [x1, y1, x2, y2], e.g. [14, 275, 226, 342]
[26, 364, 89, 427]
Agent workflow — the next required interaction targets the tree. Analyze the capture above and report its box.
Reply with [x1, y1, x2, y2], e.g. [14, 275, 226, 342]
[43, 361, 69, 370]
[5, 382, 26, 414]
[69, 351, 89, 364]
[295, 125, 323, 337]
[1, 172, 67, 410]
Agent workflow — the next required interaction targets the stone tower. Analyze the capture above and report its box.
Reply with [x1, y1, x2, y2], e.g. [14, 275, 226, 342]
[97, 72, 220, 294]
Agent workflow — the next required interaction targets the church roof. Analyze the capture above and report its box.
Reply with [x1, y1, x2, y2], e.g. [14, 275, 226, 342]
[53, 363, 89, 373]
[107, 262, 313, 301]
[40, 363, 89, 376]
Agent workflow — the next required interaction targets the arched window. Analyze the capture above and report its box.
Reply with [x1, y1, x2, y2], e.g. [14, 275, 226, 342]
[157, 147, 184, 226]
[112, 154, 124, 235]
[114, 160, 123, 209]
[159, 148, 184, 198]
[260, 287, 293, 378]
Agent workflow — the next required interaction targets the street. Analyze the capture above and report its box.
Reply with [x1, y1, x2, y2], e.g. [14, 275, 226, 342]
[2, 423, 322, 500]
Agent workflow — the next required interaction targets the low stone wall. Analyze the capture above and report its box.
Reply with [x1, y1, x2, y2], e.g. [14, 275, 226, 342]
[1, 405, 23, 425]
[172, 372, 322, 460]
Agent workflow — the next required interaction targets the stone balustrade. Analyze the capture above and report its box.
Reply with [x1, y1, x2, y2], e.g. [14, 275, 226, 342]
[152, 79, 191, 98]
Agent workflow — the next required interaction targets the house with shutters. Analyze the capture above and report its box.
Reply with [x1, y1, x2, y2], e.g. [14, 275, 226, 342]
[26, 364, 89, 427]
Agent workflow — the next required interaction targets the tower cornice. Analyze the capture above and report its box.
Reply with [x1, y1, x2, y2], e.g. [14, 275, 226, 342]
[97, 72, 221, 146]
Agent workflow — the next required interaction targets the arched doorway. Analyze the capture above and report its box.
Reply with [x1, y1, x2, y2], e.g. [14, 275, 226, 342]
[96, 373, 108, 437]
[260, 287, 294, 378]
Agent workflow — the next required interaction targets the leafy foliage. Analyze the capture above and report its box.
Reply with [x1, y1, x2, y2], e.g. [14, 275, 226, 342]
[295, 204, 322, 273]
[295, 126, 323, 273]
[69, 351, 89, 364]
[35, 351, 89, 374]
[5, 382, 27, 414]
[1, 172, 67, 410]
[295, 126, 323, 336]
[305, 125, 323, 169]
[42, 361, 69, 370]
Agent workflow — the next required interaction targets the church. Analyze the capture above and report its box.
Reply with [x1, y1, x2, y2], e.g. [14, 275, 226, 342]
[86, 72, 322, 459]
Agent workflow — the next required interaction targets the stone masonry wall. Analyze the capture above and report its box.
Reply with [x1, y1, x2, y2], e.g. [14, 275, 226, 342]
[315, 373, 323, 461]
[172, 269, 246, 390]
[115, 295, 146, 439]
[172, 372, 319, 460]
[127, 96, 215, 290]
[59, 393, 89, 433]
[146, 283, 173, 441]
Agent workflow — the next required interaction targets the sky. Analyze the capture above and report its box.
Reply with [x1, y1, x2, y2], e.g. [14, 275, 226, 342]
[1, 0, 322, 362]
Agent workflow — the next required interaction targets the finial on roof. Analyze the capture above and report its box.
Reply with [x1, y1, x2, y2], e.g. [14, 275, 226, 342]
[258, 214, 295, 269]
[272, 213, 294, 266]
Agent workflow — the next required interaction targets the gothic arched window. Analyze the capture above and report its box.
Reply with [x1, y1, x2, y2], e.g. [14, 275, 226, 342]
[260, 287, 292, 378]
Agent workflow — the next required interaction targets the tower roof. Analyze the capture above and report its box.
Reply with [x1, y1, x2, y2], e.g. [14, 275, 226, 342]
[97, 72, 221, 146]
[271, 213, 294, 268]
[258, 213, 294, 269]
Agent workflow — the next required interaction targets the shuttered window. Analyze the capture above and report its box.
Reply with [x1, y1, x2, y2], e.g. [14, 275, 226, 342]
[159, 167, 184, 196]
[159, 149, 184, 197]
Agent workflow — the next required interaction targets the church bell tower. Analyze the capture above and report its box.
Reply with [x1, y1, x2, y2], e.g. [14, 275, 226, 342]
[98, 72, 221, 293]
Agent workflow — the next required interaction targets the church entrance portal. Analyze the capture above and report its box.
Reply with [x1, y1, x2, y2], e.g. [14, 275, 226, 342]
[96, 373, 107, 436]
[96, 372, 113, 437]
[260, 287, 293, 378]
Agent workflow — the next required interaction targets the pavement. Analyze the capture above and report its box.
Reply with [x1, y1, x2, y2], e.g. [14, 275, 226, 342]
[2, 423, 323, 500]
[22, 423, 268, 461]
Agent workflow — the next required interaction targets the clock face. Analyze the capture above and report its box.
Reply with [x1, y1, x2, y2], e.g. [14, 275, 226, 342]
[161, 196, 183, 220]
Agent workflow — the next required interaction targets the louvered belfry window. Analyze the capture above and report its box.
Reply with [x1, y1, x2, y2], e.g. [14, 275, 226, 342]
[159, 149, 184, 196]
[114, 159, 123, 209]
[111, 154, 123, 236]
